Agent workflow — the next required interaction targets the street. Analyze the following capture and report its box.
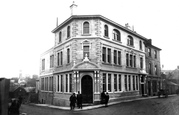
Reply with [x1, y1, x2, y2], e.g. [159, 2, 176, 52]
[20, 95, 179, 115]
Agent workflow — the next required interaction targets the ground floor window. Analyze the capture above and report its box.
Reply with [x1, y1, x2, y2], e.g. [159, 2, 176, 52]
[55, 73, 73, 93]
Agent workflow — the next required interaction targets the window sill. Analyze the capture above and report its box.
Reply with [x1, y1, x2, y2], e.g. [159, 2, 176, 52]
[113, 64, 122, 67]
[82, 34, 91, 36]
[57, 65, 63, 68]
[112, 39, 122, 43]
[102, 62, 112, 66]
[103, 36, 110, 39]
[127, 44, 135, 48]
[66, 37, 70, 40]
[66, 63, 71, 66]
[126, 66, 137, 69]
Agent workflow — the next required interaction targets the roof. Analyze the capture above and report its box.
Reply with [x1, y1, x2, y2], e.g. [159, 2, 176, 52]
[52, 15, 149, 41]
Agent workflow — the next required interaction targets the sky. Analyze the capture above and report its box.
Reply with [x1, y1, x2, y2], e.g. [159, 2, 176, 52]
[0, 0, 179, 78]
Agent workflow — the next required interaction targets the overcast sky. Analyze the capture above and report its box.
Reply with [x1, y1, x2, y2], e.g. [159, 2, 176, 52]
[0, 0, 178, 78]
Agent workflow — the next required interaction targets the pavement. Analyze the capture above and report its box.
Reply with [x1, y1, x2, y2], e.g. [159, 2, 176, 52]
[29, 95, 176, 111]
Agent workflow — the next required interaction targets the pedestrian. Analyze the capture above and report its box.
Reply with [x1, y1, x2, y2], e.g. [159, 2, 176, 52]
[69, 93, 76, 110]
[100, 91, 106, 104]
[9, 99, 20, 115]
[77, 91, 83, 109]
[105, 92, 109, 107]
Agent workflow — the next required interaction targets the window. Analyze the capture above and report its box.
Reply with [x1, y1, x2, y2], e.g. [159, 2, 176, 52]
[67, 26, 70, 38]
[45, 77, 48, 91]
[83, 22, 89, 34]
[154, 50, 157, 59]
[42, 59, 45, 70]
[127, 35, 134, 46]
[66, 74, 68, 92]
[130, 54, 133, 67]
[83, 46, 89, 58]
[134, 55, 136, 68]
[118, 51, 121, 65]
[49, 76, 53, 91]
[57, 53, 60, 66]
[60, 51, 63, 65]
[136, 76, 138, 90]
[118, 74, 121, 91]
[126, 53, 129, 66]
[102, 47, 106, 62]
[41, 78, 44, 90]
[155, 65, 157, 75]
[149, 63, 152, 74]
[113, 29, 121, 41]
[107, 48, 111, 63]
[125, 75, 127, 91]
[128, 75, 131, 91]
[57, 75, 60, 92]
[104, 25, 108, 37]
[148, 48, 151, 57]
[139, 40, 142, 50]
[103, 73, 106, 91]
[61, 75, 64, 92]
[140, 57, 143, 69]
[133, 76, 135, 90]
[67, 48, 70, 63]
[114, 74, 117, 91]
[69, 74, 72, 92]
[50, 55, 54, 68]
[108, 74, 111, 92]
[59, 31, 62, 43]
[114, 50, 117, 64]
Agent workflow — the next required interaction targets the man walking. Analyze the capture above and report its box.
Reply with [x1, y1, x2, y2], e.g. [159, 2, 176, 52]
[77, 91, 83, 109]
[69, 93, 77, 110]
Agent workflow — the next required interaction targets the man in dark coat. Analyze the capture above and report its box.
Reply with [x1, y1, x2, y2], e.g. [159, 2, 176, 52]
[69, 93, 77, 110]
[105, 92, 109, 107]
[77, 91, 83, 109]
[100, 91, 106, 104]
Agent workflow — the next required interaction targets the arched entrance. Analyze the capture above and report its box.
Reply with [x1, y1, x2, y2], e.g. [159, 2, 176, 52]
[81, 75, 93, 103]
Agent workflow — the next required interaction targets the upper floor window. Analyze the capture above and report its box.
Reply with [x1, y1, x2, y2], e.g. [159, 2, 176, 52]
[155, 65, 157, 75]
[42, 59, 45, 70]
[83, 40, 90, 58]
[67, 48, 70, 63]
[139, 40, 142, 50]
[50, 55, 54, 68]
[107, 48, 111, 63]
[140, 57, 143, 69]
[149, 63, 152, 74]
[59, 31, 62, 43]
[102, 47, 106, 62]
[113, 29, 121, 41]
[83, 22, 89, 34]
[154, 50, 157, 59]
[148, 48, 151, 57]
[67, 26, 70, 38]
[104, 25, 108, 37]
[127, 35, 134, 46]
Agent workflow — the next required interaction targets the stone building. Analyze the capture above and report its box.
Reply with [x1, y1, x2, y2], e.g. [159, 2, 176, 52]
[38, 14, 153, 106]
[145, 39, 162, 96]
[38, 2, 162, 106]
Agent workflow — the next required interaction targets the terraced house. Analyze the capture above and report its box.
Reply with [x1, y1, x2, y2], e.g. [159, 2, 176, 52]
[39, 8, 161, 106]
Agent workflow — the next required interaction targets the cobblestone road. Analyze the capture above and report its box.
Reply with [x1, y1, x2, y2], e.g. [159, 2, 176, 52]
[20, 95, 179, 115]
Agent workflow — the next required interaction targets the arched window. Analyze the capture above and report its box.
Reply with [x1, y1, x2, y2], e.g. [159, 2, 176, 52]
[83, 22, 89, 34]
[104, 25, 108, 37]
[127, 35, 134, 46]
[67, 26, 70, 38]
[113, 29, 121, 41]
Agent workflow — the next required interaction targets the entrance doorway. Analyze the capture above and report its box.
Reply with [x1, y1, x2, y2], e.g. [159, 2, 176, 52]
[81, 75, 93, 103]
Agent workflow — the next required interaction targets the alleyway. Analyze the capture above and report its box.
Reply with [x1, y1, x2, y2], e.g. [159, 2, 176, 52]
[20, 95, 179, 115]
